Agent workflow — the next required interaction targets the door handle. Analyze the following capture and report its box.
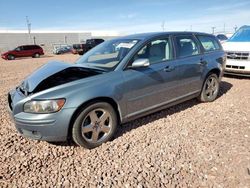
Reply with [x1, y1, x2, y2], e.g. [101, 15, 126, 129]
[199, 59, 207, 66]
[164, 65, 175, 72]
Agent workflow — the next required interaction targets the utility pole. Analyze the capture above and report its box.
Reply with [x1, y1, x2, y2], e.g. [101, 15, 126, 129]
[33, 36, 36, 44]
[26, 16, 31, 44]
[161, 21, 165, 31]
[211, 27, 216, 34]
[234, 25, 238, 33]
[190, 25, 193, 31]
[64, 36, 67, 44]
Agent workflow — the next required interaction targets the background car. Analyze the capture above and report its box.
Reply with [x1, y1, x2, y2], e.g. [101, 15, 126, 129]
[78, 38, 104, 55]
[53, 45, 73, 55]
[72, 43, 84, 54]
[222, 25, 250, 76]
[216, 34, 228, 43]
[1, 45, 44, 60]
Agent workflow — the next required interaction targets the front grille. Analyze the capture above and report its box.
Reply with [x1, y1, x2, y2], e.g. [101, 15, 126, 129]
[226, 65, 245, 69]
[226, 51, 249, 60]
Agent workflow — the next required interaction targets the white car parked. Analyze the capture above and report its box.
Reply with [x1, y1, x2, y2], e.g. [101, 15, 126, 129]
[222, 26, 250, 77]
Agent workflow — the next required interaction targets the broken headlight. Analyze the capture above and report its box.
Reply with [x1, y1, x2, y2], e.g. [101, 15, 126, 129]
[24, 99, 65, 113]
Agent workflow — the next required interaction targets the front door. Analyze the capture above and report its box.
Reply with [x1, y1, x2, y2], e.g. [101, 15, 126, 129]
[14, 46, 25, 57]
[122, 37, 181, 118]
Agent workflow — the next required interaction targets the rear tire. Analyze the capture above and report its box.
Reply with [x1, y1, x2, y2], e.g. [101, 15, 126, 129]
[7, 54, 15, 60]
[198, 73, 220, 102]
[33, 53, 40, 58]
[72, 102, 117, 149]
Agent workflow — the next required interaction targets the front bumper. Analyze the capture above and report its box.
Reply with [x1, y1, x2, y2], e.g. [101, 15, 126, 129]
[1, 54, 7, 60]
[225, 59, 250, 76]
[8, 91, 76, 142]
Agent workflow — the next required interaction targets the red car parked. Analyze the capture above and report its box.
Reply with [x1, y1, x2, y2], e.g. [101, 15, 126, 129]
[1, 45, 44, 60]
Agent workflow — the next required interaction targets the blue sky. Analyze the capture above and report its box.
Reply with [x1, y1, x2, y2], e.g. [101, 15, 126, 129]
[0, 0, 250, 35]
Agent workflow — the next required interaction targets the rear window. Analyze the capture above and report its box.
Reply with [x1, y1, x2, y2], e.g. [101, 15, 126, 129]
[197, 35, 221, 52]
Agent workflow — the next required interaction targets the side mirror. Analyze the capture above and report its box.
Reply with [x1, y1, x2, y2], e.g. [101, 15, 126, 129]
[131, 58, 150, 68]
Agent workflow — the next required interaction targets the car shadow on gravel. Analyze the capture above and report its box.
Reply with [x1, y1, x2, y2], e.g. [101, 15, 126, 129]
[224, 74, 250, 80]
[217, 80, 233, 98]
[114, 81, 232, 140]
[49, 81, 232, 147]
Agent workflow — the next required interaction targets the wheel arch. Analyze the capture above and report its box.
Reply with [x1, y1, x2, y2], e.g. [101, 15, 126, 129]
[67, 97, 121, 140]
[207, 68, 221, 78]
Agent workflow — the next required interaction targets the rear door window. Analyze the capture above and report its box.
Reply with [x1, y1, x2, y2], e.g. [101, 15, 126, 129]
[175, 35, 200, 58]
[197, 35, 221, 52]
[23, 46, 31, 50]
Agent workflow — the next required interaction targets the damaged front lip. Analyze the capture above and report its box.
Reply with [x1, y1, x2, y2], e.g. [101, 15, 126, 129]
[20, 61, 104, 95]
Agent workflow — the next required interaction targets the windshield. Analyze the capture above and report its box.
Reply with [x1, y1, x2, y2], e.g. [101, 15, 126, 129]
[76, 39, 139, 71]
[228, 26, 250, 42]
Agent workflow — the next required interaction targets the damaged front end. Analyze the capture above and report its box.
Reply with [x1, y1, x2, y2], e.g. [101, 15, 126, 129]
[32, 66, 101, 93]
[7, 61, 105, 141]
[17, 61, 103, 96]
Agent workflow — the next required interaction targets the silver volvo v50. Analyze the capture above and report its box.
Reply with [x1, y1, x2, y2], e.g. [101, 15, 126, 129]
[8, 32, 226, 148]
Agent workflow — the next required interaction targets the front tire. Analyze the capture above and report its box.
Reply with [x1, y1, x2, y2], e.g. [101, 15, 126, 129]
[72, 102, 117, 149]
[198, 73, 220, 102]
[7, 54, 15, 60]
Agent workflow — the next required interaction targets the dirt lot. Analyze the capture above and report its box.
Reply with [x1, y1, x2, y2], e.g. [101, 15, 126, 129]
[0, 54, 249, 187]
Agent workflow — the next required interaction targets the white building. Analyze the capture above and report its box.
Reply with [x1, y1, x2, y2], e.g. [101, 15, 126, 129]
[0, 30, 120, 53]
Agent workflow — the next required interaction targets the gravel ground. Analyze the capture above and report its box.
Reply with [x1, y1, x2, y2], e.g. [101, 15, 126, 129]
[0, 54, 250, 187]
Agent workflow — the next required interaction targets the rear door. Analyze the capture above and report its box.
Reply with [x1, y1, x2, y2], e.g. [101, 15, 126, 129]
[22, 45, 33, 57]
[172, 34, 205, 95]
[122, 36, 182, 117]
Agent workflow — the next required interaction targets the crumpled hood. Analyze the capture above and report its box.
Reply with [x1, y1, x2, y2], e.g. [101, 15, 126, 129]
[20, 61, 101, 94]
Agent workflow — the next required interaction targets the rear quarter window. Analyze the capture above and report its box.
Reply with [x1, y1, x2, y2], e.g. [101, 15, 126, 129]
[197, 35, 221, 52]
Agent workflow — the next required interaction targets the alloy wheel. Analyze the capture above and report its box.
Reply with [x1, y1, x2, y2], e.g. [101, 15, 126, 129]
[205, 76, 219, 99]
[81, 108, 112, 143]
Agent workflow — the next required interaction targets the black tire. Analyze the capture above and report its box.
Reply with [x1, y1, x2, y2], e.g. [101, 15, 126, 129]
[7, 54, 15, 60]
[72, 102, 117, 149]
[33, 53, 40, 58]
[78, 51, 84, 55]
[198, 73, 220, 102]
